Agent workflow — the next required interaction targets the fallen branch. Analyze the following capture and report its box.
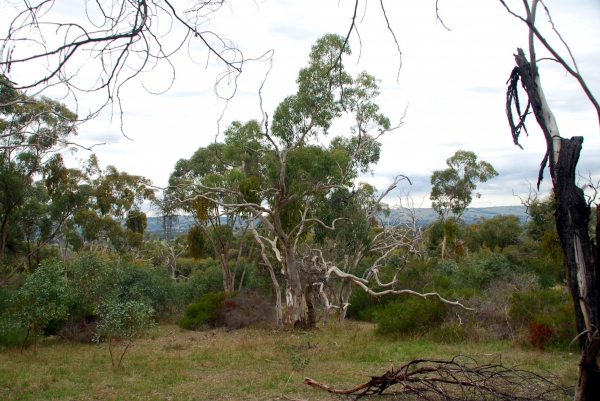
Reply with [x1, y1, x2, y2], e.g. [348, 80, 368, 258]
[305, 356, 572, 400]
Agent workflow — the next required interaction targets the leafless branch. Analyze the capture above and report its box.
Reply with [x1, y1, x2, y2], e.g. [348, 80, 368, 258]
[306, 355, 572, 399]
[435, 0, 451, 31]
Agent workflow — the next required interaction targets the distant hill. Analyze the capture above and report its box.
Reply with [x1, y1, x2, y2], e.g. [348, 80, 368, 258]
[401, 206, 528, 225]
[146, 206, 528, 237]
[146, 215, 195, 238]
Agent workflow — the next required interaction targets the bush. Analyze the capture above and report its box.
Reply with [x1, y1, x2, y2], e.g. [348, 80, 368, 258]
[179, 261, 224, 304]
[509, 287, 576, 348]
[346, 288, 396, 322]
[375, 296, 448, 337]
[3, 260, 71, 356]
[0, 287, 28, 347]
[117, 264, 183, 321]
[454, 249, 512, 289]
[178, 291, 229, 330]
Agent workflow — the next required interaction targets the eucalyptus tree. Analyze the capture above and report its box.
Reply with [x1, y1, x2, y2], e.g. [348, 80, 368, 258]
[0, 88, 81, 285]
[167, 140, 254, 292]
[67, 156, 156, 256]
[430, 150, 498, 260]
[182, 34, 401, 326]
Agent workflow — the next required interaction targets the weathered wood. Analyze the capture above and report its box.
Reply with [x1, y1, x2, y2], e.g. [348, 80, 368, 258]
[509, 47, 600, 400]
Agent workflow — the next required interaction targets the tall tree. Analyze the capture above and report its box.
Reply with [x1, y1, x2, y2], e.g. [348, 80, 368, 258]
[430, 150, 498, 260]
[184, 34, 401, 326]
[0, 88, 81, 285]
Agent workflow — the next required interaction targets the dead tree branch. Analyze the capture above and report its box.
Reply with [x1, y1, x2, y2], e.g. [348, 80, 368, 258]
[305, 356, 573, 400]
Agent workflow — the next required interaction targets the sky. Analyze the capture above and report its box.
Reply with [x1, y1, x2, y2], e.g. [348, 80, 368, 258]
[2, 0, 600, 211]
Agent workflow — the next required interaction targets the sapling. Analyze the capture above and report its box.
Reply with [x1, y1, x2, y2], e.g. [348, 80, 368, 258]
[94, 299, 155, 367]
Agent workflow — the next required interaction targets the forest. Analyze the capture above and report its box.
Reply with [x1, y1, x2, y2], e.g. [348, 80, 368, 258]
[1, 0, 599, 400]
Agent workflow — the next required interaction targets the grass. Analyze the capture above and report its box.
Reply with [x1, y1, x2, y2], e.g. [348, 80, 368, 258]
[0, 321, 579, 400]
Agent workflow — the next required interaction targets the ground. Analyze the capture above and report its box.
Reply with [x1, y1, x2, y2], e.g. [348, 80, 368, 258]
[0, 321, 578, 400]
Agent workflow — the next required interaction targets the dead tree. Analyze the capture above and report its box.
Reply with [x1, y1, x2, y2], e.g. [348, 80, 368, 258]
[501, 1, 600, 399]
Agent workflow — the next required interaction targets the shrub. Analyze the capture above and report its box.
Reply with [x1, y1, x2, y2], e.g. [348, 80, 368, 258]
[454, 249, 511, 289]
[3, 260, 71, 357]
[0, 287, 28, 347]
[375, 296, 448, 337]
[434, 259, 459, 276]
[509, 287, 576, 348]
[346, 288, 396, 322]
[528, 322, 554, 350]
[117, 264, 183, 321]
[178, 291, 229, 330]
[179, 262, 224, 304]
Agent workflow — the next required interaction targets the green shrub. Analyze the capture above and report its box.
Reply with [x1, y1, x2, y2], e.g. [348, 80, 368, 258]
[346, 288, 396, 322]
[179, 263, 224, 304]
[375, 296, 448, 337]
[509, 287, 576, 348]
[454, 249, 511, 289]
[117, 264, 183, 321]
[0, 287, 29, 347]
[3, 260, 71, 356]
[178, 291, 229, 330]
[434, 259, 458, 276]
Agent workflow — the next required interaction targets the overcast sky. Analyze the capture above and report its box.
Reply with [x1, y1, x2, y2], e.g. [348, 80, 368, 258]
[3, 0, 600, 210]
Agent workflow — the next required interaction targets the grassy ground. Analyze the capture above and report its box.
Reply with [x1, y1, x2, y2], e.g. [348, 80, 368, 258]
[0, 321, 579, 400]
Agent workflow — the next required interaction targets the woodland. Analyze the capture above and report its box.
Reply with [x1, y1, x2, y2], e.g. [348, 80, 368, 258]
[1, 0, 599, 400]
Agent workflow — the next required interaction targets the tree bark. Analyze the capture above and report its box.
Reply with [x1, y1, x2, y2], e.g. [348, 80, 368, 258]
[510, 47, 600, 400]
[553, 137, 600, 401]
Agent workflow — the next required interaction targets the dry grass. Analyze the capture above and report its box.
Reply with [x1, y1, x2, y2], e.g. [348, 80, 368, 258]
[0, 321, 579, 400]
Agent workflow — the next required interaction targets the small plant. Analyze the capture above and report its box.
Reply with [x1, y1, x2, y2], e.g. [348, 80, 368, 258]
[94, 299, 155, 367]
[290, 354, 311, 372]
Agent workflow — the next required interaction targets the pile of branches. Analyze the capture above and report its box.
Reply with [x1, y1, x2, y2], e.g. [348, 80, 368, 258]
[305, 356, 573, 400]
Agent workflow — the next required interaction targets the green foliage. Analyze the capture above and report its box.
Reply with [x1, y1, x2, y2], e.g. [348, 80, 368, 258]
[467, 214, 523, 251]
[454, 249, 512, 289]
[3, 260, 71, 355]
[178, 291, 229, 330]
[180, 260, 229, 304]
[187, 225, 206, 260]
[509, 288, 576, 347]
[94, 298, 156, 367]
[125, 209, 148, 234]
[0, 287, 29, 346]
[346, 289, 396, 322]
[431, 150, 498, 219]
[95, 299, 155, 342]
[117, 264, 182, 321]
[68, 255, 122, 320]
[375, 296, 448, 337]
